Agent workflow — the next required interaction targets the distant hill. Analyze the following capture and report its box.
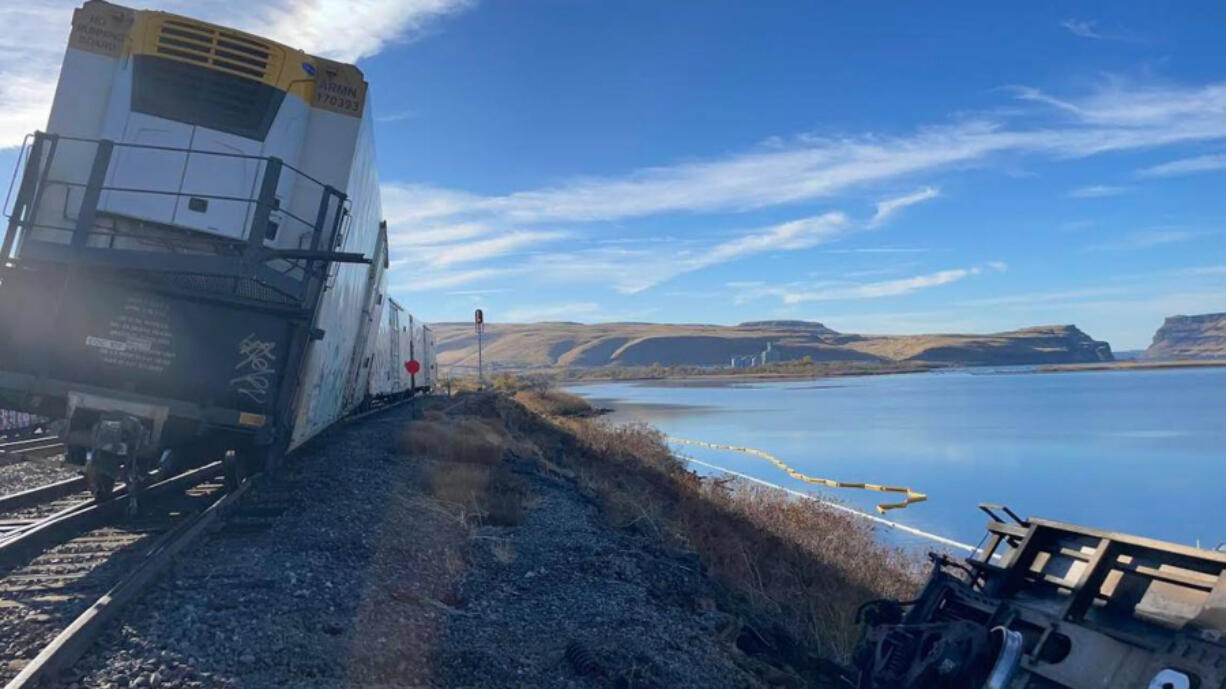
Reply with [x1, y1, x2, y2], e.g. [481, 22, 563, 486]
[434, 320, 1113, 372]
[1142, 313, 1226, 360]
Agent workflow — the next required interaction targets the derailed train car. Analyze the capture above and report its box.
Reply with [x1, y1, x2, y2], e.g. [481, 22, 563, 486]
[851, 506, 1226, 689]
[362, 300, 436, 403]
[0, 1, 434, 499]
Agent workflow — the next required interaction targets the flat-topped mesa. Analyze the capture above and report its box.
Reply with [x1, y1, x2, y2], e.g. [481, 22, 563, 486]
[432, 321, 1115, 369]
[1142, 312, 1226, 361]
[885, 324, 1114, 364]
[735, 320, 839, 335]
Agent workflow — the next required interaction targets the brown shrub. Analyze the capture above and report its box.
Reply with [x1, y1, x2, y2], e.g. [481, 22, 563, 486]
[401, 417, 508, 466]
[514, 390, 594, 417]
[500, 399, 921, 662]
[405, 412, 526, 527]
[426, 460, 525, 527]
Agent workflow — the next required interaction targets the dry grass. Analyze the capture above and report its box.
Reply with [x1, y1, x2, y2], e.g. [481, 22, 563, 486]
[493, 396, 921, 663]
[400, 413, 525, 527]
[513, 389, 594, 417]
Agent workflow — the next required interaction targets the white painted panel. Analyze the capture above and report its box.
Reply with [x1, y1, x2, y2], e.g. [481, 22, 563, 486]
[259, 96, 309, 249]
[288, 105, 379, 448]
[37, 46, 120, 241]
[47, 48, 118, 140]
[173, 129, 260, 239]
[98, 113, 192, 227]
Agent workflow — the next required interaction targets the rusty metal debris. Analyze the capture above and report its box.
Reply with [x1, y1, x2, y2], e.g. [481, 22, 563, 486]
[850, 505, 1226, 688]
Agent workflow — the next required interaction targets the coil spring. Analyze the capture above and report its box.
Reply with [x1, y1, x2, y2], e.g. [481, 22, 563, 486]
[565, 641, 600, 676]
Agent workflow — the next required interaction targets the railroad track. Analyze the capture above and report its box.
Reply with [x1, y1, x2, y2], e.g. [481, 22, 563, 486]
[0, 396, 417, 687]
[0, 462, 244, 688]
[0, 436, 66, 465]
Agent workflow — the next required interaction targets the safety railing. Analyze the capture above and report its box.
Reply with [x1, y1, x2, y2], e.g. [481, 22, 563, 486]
[3, 132, 368, 307]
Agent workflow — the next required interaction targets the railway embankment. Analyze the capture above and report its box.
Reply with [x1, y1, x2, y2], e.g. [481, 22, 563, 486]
[54, 391, 915, 688]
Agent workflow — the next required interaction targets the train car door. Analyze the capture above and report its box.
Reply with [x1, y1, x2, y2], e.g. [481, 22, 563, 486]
[387, 306, 401, 390]
[408, 314, 416, 392]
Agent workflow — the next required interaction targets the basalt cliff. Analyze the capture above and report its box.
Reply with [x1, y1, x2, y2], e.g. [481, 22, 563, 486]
[1142, 313, 1226, 361]
[434, 321, 1114, 370]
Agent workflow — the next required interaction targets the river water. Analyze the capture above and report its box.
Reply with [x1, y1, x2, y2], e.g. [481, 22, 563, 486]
[567, 367, 1226, 552]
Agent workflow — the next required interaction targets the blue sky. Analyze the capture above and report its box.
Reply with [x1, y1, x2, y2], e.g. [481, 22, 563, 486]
[3, 1, 1225, 349]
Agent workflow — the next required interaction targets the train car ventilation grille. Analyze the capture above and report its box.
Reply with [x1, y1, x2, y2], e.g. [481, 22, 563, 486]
[154, 19, 272, 82]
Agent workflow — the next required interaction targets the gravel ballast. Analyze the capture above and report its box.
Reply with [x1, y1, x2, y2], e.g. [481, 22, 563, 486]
[0, 455, 77, 495]
[50, 397, 801, 688]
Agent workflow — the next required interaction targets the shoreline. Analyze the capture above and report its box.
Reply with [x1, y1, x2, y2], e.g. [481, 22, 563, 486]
[557, 357, 1226, 386]
[557, 363, 936, 387]
[1037, 359, 1226, 374]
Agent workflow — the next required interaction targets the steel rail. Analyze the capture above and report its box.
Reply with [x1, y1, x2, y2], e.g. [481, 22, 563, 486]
[0, 461, 221, 568]
[3, 474, 252, 689]
[0, 477, 87, 515]
[0, 393, 424, 687]
[0, 436, 59, 450]
[0, 440, 66, 465]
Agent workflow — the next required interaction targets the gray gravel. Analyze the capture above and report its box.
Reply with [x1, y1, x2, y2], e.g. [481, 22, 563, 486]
[0, 455, 77, 496]
[57, 399, 791, 688]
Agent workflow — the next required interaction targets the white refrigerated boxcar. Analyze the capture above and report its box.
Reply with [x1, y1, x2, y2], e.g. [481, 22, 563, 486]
[0, 1, 436, 497]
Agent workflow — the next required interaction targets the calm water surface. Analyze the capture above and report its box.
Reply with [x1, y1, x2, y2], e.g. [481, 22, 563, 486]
[568, 367, 1226, 550]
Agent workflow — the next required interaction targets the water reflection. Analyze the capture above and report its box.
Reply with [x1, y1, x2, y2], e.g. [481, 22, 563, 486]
[568, 367, 1226, 550]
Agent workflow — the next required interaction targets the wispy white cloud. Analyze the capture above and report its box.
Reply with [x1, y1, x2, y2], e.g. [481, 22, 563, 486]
[838, 263, 921, 279]
[822, 247, 931, 254]
[739, 262, 1007, 305]
[960, 286, 1132, 307]
[691, 212, 850, 270]
[258, 0, 472, 62]
[376, 109, 417, 123]
[502, 302, 663, 323]
[784, 265, 1001, 303]
[419, 230, 567, 267]
[397, 79, 1226, 231]
[1058, 18, 1139, 42]
[504, 302, 601, 321]
[394, 267, 512, 292]
[1180, 265, 1226, 276]
[869, 187, 940, 227]
[386, 77, 1226, 298]
[1136, 153, 1226, 178]
[382, 183, 486, 227]
[0, 0, 473, 147]
[1008, 81, 1224, 128]
[1069, 184, 1130, 198]
[1060, 19, 1104, 39]
[1088, 229, 1205, 251]
[388, 212, 851, 296]
[515, 211, 852, 294]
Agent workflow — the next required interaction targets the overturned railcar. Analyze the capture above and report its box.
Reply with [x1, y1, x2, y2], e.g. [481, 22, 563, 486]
[0, 1, 432, 498]
[852, 506, 1226, 689]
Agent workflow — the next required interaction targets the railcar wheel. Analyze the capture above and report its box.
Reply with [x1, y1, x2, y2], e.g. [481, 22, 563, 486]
[222, 450, 244, 490]
[84, 460, 115, 502]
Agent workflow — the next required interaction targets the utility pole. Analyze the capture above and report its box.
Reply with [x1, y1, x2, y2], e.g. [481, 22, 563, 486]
[475, 308, 485, 390]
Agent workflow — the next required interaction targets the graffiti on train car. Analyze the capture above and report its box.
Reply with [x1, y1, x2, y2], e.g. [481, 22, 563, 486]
[230, 334, 279, 405]
[0, 273, 292, 414]
[0, 409, 44, 432]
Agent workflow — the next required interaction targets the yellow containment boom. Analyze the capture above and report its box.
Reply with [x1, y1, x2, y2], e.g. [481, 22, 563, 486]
[667, 437, 928, 513]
